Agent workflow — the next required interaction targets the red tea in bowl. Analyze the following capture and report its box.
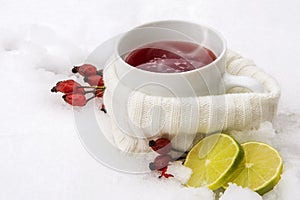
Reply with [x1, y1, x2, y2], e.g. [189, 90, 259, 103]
[125, 41, 217, 73]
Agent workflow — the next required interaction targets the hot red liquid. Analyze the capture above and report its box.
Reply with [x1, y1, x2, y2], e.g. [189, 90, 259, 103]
[125, 41, 217, 73]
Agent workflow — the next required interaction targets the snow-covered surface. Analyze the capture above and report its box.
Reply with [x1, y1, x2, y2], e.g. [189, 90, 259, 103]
[220, 184, 262, 200]
[167, 161, 192, 185]
[1, 0, 300, 199]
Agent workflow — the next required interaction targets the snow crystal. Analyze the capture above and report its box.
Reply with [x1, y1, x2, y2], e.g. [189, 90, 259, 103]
[167, 161, 192, 184]
[220, 184, 262, 200]
[170, 187, 215, 200]
[264, 165, 300, 200]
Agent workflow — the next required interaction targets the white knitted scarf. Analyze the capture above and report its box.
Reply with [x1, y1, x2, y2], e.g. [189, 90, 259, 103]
[102, 51, 280, 153]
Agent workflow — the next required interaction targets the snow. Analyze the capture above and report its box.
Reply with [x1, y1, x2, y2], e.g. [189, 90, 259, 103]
[264, 165, 300, 200]
[171, 187, 215, 200]
[167, 161, 192, 184]
[1, 0, 300, 200]
[220, 184, 262, 200]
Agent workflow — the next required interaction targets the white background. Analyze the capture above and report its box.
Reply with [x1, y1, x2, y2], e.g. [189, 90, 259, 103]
[0, 0, 299, 199]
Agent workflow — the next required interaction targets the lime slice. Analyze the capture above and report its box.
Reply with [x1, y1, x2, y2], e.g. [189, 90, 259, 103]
[184, 133, 244, 190]
[227, 142, 283, 195]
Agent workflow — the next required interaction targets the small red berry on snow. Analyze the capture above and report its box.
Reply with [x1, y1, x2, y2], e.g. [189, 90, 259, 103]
[51, 80, 84, 94]
[84, 75, 104, 86]
[149, 154, 172, 171]
[62, 93, 87, 107]
[149, 138, 172, 155]
[72, 64, 97, 76]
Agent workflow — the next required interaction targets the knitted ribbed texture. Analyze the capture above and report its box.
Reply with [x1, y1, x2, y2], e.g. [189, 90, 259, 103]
[103, 51, 280, 152]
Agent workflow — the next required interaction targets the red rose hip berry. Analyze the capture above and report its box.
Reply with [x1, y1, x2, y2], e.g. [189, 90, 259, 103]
[62, 93, 87, 107]
[84, 75, 104, 86]
[51, 80, 84, 94]
[72, 64, 97, 76]
[149, 154, 172, 171]
[149, 138, 172, 155]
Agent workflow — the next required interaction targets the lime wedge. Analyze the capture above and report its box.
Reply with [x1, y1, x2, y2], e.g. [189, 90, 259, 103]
[184, 133, 244, 190]
[227, 142, 283, 195]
